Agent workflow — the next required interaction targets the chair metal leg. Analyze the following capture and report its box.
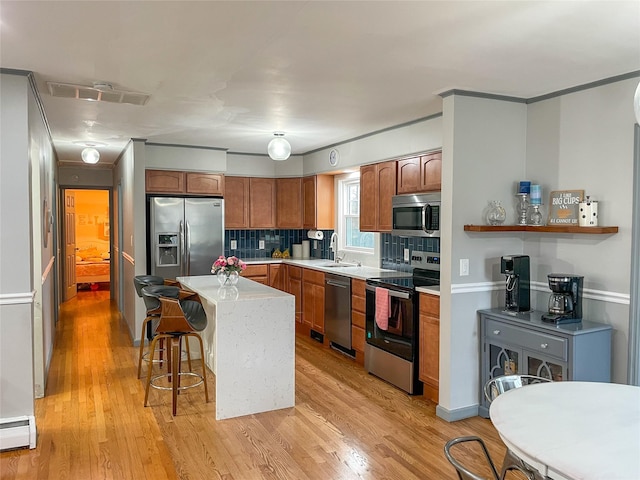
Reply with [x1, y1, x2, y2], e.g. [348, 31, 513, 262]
[500, 448, 538, 480]
[171, 337, 179, 416]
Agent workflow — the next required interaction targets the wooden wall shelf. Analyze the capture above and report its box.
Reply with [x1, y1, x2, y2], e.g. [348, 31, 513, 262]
[463, 224, 618, 234]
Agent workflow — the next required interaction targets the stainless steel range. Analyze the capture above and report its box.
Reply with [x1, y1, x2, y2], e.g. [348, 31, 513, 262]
[365, 251, 440, 394]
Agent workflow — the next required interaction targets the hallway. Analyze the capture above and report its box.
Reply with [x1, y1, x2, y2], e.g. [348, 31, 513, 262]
[0, 291, 507, 479]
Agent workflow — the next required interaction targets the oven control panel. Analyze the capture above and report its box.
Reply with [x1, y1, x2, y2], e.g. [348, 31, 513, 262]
[410, 250, 440, 270]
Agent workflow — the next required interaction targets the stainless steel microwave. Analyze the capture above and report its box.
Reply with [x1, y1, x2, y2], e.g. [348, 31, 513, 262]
[392, 193, 441, 237]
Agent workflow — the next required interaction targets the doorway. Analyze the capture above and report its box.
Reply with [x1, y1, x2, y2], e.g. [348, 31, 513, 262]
[62, 188, 112, 301]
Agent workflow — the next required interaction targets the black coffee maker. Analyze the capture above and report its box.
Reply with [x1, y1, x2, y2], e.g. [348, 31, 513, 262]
[542, 274, 583, 324]
[500, 255, 530, 313]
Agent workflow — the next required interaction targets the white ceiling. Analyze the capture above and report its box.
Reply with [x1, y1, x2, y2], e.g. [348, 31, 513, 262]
[1, 1, 639, 165]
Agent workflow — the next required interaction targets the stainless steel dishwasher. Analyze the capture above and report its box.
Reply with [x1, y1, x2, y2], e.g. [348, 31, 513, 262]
[324, 273, 353, 355]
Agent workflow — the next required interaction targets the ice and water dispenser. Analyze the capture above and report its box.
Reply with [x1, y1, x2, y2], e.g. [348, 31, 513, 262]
[156, 233, 179, 267]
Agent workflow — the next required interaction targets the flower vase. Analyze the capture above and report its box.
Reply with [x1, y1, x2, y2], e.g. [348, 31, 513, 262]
[217, 270, 240, 286]
[485, 200, 506, 226]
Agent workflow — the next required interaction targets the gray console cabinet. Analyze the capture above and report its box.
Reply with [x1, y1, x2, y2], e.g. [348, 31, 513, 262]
[478, 308, 611, 418]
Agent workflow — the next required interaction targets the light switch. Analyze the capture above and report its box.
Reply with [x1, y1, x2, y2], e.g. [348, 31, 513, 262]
[460, 258, 469, 276]
[259, 240, 265, 249]
[230, 240, 237, 250]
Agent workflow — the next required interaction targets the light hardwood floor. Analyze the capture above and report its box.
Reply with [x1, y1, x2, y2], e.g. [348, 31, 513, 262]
[0, 290, 515, 479]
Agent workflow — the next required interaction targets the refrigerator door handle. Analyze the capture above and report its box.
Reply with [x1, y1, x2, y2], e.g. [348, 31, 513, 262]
[186, 221, 191, 275]
[179, 221, 185, 276]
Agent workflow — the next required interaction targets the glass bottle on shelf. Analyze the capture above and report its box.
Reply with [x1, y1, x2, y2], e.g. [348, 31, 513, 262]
[486, 200, 507, 226]
[529, 204, 544, 226]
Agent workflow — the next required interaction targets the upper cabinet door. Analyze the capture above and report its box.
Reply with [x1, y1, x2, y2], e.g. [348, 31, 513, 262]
[376, 161, 397, 232]
[359, 164, 377, 232]
[396, 157, 420, 194]
[146, 170, 185, 194]
[224, 176, 250, 229]
[420, 152, 442, 192]
[303, 175, 335, 230]
[249, 178, 276, 229]
[276, 177, 303, 229]
[186, 172, 225, 196]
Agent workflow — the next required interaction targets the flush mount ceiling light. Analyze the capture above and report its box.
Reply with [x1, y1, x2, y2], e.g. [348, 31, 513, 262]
[81, 147, 100, 164]
[267, 132, 291, 161]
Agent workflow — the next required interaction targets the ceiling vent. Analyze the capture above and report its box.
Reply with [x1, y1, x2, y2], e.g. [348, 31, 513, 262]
[46, 81, 150, 106]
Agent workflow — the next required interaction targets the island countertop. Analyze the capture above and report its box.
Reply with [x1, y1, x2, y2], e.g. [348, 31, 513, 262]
[177, 275, 295, 420]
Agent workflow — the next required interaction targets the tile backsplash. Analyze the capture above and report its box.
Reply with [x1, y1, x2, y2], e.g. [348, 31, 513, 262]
[225, 229, 335, 260]
[224, 230, 439, 269]
[381, 233, 440, 271]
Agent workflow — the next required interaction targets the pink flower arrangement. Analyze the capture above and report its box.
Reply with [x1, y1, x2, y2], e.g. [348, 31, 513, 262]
[211, 255, 247, 274]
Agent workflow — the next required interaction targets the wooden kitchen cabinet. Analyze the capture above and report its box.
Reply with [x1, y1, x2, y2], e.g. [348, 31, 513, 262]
[396, 151, 442, 194]
[269, 263, 286, 291]
[224, 176, 250, 229]
[186, 172, 224, 196]
[276, 178, 303, 228]
[303, 175, 335, 230]
[359, 161, 396, 232]
[146, 169, 225, 195]
[241, 263, 269, 285]
[146, 170, 185, 194]
[420, 152, 442, 192]
[249, 178, 276, 229]
[351, 278, 366, 365]
[287, 266, 303, 324]
[419, 292, 440, 403]
[302, 268, 325, 334]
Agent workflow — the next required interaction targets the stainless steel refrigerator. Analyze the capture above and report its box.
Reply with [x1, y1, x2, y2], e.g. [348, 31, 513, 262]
[148, 196, 224, 278]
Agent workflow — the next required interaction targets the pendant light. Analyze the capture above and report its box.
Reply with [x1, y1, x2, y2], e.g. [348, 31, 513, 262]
[81, 147, 100, 164]
[267, 132, 291, 161]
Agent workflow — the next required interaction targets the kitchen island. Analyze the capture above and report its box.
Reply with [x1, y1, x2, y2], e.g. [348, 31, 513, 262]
[177, 275, 295, 420]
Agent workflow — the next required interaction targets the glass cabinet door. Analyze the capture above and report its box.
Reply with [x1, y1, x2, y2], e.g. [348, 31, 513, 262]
[525, 352, 567, 381]
[488, 343, 520, 378]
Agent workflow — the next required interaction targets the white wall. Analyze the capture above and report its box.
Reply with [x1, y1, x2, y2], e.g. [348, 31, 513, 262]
[302, 116, 443, 175]
[0, 74, 35, 424]
[525, 78, 637, 382]
[438, 94, 528, 420]
[146, 144, 226, 172]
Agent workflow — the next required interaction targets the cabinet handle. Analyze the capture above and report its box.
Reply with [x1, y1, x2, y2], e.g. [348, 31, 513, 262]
[493, 330, 500, 335]
[540, 343, 548, 349]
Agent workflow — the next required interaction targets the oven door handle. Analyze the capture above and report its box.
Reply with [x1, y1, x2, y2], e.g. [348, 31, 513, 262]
[366, 285, 411, 299]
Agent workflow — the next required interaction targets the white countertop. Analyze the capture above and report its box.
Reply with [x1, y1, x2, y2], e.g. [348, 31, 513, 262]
[178, 274, 290, 303]
[245, 257, 413, 281]
[490, 381, 640, 480]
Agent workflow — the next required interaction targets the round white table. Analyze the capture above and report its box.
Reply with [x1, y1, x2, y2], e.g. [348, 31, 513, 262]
[490, 381, 640, 480]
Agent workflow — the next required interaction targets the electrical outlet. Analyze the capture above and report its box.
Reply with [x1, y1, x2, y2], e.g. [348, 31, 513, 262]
[259, 240, 265, 249]
[230, 240, 237, 250]
[460, 258, 470, 276]
[404, 248, 410, 263]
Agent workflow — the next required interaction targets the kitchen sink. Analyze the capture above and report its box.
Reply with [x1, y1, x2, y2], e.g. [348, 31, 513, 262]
[320, 262, 359, 268]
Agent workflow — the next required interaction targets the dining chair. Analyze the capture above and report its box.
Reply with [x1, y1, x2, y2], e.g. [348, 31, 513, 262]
[484, 374, 552, 480]
[444, 436, 541, 480]
[143, 295, 209, 416]
[137, 284, 182, 378]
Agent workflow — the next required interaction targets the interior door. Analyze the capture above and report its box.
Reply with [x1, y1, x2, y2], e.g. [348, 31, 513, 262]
[63, 190, 77, 301]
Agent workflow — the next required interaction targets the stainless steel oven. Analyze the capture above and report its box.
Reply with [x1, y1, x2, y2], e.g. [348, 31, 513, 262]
[364, 252, 440, 394]
[392, 193, 441, 238]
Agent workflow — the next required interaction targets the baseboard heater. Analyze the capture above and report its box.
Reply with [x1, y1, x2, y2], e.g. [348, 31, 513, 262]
[0, 416, 36, 450]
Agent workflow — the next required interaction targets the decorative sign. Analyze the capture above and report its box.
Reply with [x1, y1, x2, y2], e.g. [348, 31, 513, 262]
[548, 190, 584, 225]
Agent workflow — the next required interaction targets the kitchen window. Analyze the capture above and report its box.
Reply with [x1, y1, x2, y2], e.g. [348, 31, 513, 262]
[337, 173, 374, 254]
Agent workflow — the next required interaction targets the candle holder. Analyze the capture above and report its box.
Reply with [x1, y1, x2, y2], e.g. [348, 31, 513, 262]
[529, 204, 544, 226]
[515, 193, 529, 225]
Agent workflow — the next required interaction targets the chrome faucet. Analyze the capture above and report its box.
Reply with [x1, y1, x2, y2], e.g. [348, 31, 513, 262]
[329, 232, 339, 262]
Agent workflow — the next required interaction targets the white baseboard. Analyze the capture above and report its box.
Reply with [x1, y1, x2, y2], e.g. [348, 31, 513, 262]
[0, 415, 36, 450]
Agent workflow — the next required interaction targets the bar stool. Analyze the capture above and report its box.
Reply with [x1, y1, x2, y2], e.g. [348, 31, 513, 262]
[137, 284, 182, 378]
[143, 295, 209, 416]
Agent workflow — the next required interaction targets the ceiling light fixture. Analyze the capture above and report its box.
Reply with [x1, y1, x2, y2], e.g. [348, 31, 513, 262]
[81, 147, 100, 164]
[267, 132, 291, 161]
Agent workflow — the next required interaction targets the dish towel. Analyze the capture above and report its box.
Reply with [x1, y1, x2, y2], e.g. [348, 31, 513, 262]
[375, 287, 390, 331]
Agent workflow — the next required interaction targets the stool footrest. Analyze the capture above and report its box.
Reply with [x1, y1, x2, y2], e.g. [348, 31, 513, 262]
[149, 372, 204, 392]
